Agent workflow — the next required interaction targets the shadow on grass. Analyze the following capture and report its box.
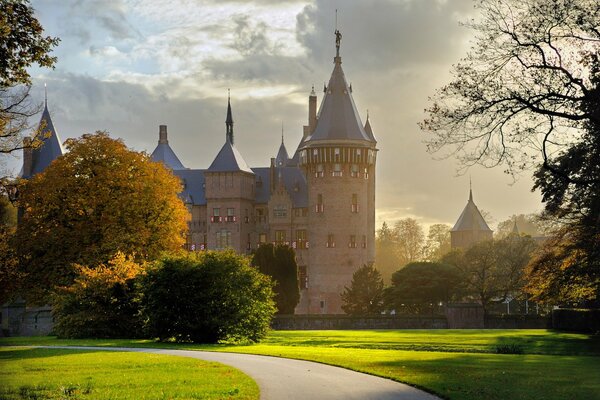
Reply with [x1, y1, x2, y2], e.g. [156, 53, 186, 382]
[0, 347, 109, 361]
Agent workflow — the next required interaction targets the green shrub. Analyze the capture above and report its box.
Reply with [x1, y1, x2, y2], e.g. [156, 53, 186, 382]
[52, 253, 144, 338]
[552, 308, 600, 333]
[495, 344, 524, 354]
[139, 250, 276, 343]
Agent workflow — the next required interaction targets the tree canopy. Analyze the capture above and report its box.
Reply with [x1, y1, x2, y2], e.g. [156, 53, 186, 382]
[251, 243, 300, 314]
[15, 132, 189, 302]
[340, 264, 385, 316]
[385, 261, 462, 314]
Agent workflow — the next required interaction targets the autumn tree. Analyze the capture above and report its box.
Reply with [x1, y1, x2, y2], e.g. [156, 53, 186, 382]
[423, 223, 451, 261]
[0, 0, 59, 177]
[15, 132, 188, 302]
[385, 262, 462, 314]
[422, 0, 600, 304]
[52, 253, 144, 338]
[340, 264, 384, 316]
[251, 243, 300, 314]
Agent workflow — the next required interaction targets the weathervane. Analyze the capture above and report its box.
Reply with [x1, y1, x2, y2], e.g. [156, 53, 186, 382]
[335, 9, 342, 57]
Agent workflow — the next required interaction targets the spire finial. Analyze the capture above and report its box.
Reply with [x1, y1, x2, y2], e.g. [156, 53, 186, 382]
[310, 84, 315, 96]
[469, 176, 473, 202]
[281, 121, 284, 144]
[334, 10, 342, 59]
[366, 109, 369, 120]
[44, 83, 48, 109]
[226, 91, 234, 145]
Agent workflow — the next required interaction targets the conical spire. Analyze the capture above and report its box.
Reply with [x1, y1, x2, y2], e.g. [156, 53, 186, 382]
[364, 110, 376, 141]
[451, 183, 492, 232]
[22, 87, 64, 178]
[276, 123, 290, 167]
[226, 90, 234, 145]
[469, 177, 473, 202]
[511, 219, 520, 234]
[302, 30, 374, 144]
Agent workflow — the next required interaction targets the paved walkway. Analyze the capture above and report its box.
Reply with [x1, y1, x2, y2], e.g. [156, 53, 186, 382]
[37, 346, 440, 400]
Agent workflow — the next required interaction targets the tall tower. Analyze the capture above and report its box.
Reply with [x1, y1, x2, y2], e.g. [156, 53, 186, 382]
[296, 31, 377, 314]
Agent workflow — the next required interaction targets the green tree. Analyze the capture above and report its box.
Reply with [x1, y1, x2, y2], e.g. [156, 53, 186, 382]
[0, 224, 21, 304]
[421, 0, 600, 304]
[139, 251, 276, 343]
[340, 264, 384, 315]
[385, 262, 462, 314]
[15, 132, 189, 303]
[52, 253, 144, 339]
[0, 0, 59, 175]
[393, 218, 425, 266]
[252, 243, 300, 314]
[443, 236, 537, 313]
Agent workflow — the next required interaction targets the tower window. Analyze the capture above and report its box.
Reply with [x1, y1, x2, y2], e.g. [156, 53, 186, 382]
[326, 234, 335, 248]
[211, 208, 221, 223]
[332, 163, 342, 177]
[274, 205, 287, 218]
[349, 235, 357, 248]
[316, 194, 324, 213]
[275, 230, 287, 244]
[226, 207, 235, 222]
[216, 229, 231, 249]
[315, 164, 324, 178]
[298, 265, 308, 289]
[351, 164, 359, 177]
[362, 235, 367, 248]
[296, 230, 308, 249]
[351, 194, 359, 213]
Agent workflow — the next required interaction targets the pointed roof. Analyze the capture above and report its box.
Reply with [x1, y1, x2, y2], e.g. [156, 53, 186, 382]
[23, 100, 64, 178]
[303, 32, 375, 146]
[511, 220, 520, 234]
[364, 112, 376, 142]
[451, 188, 492, 232]
[151, 125, 185, 170]
[226, 91, 234, 145]
[275, 130, 289, 167]
[207, 141, 253, 173]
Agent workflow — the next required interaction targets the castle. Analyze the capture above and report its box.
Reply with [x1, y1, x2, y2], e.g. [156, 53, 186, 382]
[21, 32, 378, 315]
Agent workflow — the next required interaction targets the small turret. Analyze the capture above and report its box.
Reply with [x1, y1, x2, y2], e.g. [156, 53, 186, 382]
[226, 91, 234, 145]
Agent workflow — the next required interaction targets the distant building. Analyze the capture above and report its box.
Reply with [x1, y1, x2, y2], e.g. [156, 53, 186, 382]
[450, 187, 493, 249]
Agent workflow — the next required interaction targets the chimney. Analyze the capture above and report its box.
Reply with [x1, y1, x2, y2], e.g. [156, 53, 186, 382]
[23, 136, 33, 178]
[159, 125, 168, 144]
[308, 87, 317, 135]
[270, 158, 276, 193]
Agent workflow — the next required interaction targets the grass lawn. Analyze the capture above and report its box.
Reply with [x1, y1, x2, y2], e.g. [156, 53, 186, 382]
[2, 329, 599, 400]
[0, 347, 258, 400]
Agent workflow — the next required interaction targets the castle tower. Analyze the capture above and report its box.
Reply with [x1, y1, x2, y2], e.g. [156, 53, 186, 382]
[21, 88, 64, 179]
[150, 125, 186, 170]
[450, 186, 493, 249]
[204, 96, 255, 252]
[296, 31, 377, 314]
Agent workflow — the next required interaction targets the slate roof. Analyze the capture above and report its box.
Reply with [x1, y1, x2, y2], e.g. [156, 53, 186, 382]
[22, 104, 64, 178]
[252, 166, 308, 207]
[303, 51, 375, 145]
[151, 142, 186, 170]
[451, 190, 492, 232]
[207, 140, 253, 174]
[173, 169, 206, 205]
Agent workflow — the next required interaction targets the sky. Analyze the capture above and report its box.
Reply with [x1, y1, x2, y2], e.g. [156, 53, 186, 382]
[6, 0, 544, 231]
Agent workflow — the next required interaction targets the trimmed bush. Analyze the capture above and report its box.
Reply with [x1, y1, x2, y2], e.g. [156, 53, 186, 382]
[139, 250, 276, 343]
[52, 253, 144, 338]
[552, 308, 600, 333]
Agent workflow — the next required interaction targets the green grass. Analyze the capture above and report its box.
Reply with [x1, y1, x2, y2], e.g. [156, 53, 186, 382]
[2, 330, 599, 400]
[0, 347, 258, 400]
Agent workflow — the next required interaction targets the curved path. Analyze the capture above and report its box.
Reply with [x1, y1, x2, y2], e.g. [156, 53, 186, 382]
[37, 346, 440, 400]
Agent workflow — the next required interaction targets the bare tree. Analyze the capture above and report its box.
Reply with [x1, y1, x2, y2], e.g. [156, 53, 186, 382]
[421, 0, 600, 185]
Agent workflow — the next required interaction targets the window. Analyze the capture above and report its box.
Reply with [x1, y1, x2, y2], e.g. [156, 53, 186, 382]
[315, 164, 324, 178]
[332, 163, 342, 177]
[296, 230, 308, 249]
[351, 164, 359, 177]
[362, 235, 367, 248]
[275, 230, 286, 244]
[257, 208, 267, 223]
[226, 207, 235, 222]
[315, 194, 324, 213]
[294, 207, 308, 217]
[349, 235, 357, 248]
[259, 233, 267, 245]
[274, 205, 287, 218]
[327, 234, 335, 248]
[364, 167, 369, 179]
[298, 265, 308, 289]
[351, 194, 359, 213]
[245, 209, 249, 223]
[247, 233, 251, 250]
[334, 147, 340, 161]
[211, 208, 221, 222]
[216, 229, 231, 249]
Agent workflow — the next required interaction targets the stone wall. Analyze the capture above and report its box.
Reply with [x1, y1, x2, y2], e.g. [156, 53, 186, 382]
[1, 303, 54, 336]
[272, 314, 448, 330]
[484, 314, 551, 329]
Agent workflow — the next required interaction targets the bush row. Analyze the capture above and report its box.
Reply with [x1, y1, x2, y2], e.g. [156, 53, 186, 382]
[52, 251, 276, 343]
